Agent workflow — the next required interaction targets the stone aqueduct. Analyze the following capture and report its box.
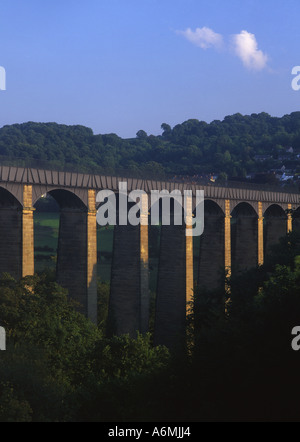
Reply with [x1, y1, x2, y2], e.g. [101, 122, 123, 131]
[0, 165, 299, 348]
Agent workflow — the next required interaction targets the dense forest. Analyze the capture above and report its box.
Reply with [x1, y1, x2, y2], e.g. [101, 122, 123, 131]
[1, 112, 300, 181]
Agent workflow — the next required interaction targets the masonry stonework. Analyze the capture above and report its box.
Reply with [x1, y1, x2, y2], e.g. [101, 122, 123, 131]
[109, 223, 147, 337]
[0, 166, 299, 347]
[22, 185, 35, 277]
[155, 224, 189, 351]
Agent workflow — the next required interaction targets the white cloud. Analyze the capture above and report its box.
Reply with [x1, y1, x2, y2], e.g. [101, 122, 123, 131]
[177, 26, 269, 72]
[232, 30, 268, 71]
[177, 27, 223, 50]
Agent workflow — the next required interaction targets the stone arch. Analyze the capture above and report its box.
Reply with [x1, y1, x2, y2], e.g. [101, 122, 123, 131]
[231, 202, 258, 218]
[203, 199, 224, 215]
[264, 203, 287, 217]
[0, 184, 23, 207]
[231, 202, 258, 274]
[0, 186, 22, 208]
[41, 189, 87, 210]
[230, 200, 258, 216]
[262, 201, 286, 214]
[32, 186, 87, 209]
[197, 200, 225, 290]
[0, 187, 23, 279]
[264, 204, 287, 256]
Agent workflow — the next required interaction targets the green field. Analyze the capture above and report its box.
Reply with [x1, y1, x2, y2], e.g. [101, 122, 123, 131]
[34, 212, 60, 272]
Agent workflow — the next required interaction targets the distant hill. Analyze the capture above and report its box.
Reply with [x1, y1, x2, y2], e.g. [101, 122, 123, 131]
[1, 112, 300, 181]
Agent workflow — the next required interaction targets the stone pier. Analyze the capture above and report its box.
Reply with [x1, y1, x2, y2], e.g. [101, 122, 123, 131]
[22, 185, 35, 277]
[108, 222, 149, 337]
[154, 221, 193, 351]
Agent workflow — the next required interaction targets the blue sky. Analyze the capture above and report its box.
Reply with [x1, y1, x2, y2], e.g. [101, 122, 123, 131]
[0, 0, 300, 138]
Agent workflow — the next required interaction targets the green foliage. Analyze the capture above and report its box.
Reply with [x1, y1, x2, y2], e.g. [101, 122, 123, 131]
[1, 253, 300, 421]
[184, 230, 300, 421]
[91, 333, 170, 380]
[1, 228, 300, 421]
[136, 129, 148, 139]
[0, 348, 73, 422]
[97, 279, 110, 333]
[0, 382, 32, 422]
[0, 273, 100, 382]
[0, 273, 170, 422]
[181, 256, 300, 421]
[2, 112, 300, 179]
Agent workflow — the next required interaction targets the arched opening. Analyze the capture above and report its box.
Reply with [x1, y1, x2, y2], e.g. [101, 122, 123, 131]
[197, 200, 224, 291]
[34, 193, 60, 274]
[0, 187, 23, 279]
[264, 204, 287, 256]
[34, 189, 95, 319]
[231, 202, 258, 274]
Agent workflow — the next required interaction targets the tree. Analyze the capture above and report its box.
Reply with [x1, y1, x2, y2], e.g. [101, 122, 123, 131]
[136, 130, 147, 139]
[0, 273, 100, 380]
[0, 272, 171, 422]
[161, 123, 171, 139]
